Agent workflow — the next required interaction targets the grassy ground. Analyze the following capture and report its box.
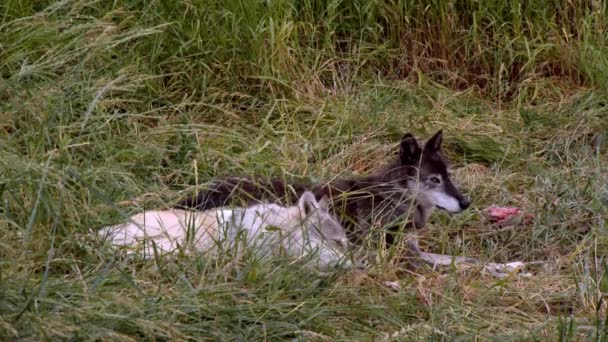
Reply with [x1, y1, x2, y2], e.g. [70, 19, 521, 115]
[2, 0, 608, 340]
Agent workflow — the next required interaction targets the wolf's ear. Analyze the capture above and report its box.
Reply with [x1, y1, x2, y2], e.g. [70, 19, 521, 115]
[318, 196, 330, 210]
[424, 130, 443, 152]
[400, 133, 421, 164]
[298, 191, 319, 215]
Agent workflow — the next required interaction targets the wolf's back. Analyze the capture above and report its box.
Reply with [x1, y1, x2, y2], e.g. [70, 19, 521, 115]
[98, 209, 226, 256]
[175, 177, 311, 211]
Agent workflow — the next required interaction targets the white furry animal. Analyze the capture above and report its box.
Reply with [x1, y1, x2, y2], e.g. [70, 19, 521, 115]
[98, 191, 353, 270]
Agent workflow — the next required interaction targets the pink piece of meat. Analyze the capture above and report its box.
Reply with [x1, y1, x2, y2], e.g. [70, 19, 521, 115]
[486, 206, 523, 223]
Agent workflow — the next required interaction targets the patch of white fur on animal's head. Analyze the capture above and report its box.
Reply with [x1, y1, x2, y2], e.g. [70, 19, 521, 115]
[427, 188, 462, 213]
[298, 192, 348, 248]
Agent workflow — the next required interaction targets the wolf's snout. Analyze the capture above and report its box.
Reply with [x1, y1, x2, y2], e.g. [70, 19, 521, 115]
[459, 198, 471, 210]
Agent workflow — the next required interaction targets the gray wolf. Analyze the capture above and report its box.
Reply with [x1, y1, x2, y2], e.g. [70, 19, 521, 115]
[175, 130, 470, 245]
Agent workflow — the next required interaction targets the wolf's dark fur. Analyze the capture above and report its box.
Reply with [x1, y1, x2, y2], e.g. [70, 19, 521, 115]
[175, 131, 470, 245]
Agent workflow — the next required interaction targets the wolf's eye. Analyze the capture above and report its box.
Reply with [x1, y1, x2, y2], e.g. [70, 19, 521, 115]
[429, 176, 441, 184]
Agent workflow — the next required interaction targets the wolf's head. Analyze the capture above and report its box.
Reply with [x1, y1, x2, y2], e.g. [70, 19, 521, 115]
[298, 191, 349, 249]
[397, 130, 470, 213]
[296, 191, 354, 269]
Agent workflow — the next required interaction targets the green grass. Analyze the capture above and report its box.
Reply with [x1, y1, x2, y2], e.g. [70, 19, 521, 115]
[2, 0, 608, 339]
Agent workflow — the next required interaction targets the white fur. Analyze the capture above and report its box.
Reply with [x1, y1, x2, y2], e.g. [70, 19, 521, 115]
[428, 190, 462, 213]
[98, 192, 352, 270]
[97, 209, 232, 255]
